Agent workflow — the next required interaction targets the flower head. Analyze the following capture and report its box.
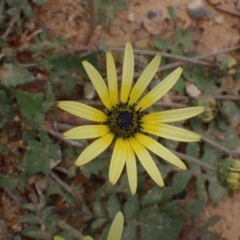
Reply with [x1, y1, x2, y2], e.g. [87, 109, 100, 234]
[58, 42, 204, 194]
[217, 158, 240, 190]
[54, 211, 124, 240]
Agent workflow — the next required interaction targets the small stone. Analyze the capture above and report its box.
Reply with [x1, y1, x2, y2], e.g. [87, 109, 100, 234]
[147, 10, 158, 19]
[187, 0, 211, 19]
[214, 15, 224, 24]
[186, 82, 201, 97]
[128, 12, 135, 22]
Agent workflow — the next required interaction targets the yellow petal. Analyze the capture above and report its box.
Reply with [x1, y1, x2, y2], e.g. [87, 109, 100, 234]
[82, 61, 112, 109]
[107, 211, 124, 240]
[83, 236, 94, 240]
[63, 125, 110, 139]
[129, 54, 161, 104]
[142, 123, 201, 142]
[75, 132, 114, 166]
[129, 138, 164, 187]
[142, 107, 204, 123]
[109, 138, 126, 185]
[58, 101, 107, 122]
[121, 42, 134, 102]
[136, 67, 183, 111]
[107, 51, 118, 107]
[135, 133, 186, 170]
[54, 237, 65, 240]
[125, 139, 137, 195]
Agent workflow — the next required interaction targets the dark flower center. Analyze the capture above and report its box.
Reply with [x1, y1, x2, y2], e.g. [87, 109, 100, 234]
[106, 102, 143, 138]
[116, 111, 134, 129]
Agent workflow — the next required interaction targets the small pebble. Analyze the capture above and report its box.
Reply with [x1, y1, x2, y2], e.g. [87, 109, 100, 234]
[147, 10, 158, 19]
[187, 0, 211, 19]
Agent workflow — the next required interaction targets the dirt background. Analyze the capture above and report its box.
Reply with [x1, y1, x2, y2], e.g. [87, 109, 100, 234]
[4, 0, 240, 239]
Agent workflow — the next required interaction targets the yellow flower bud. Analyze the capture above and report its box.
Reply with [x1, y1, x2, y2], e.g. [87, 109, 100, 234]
[217, 158, 240, 190]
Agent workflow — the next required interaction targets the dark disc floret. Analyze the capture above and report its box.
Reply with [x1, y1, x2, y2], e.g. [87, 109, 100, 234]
[106, 102, 143, 138]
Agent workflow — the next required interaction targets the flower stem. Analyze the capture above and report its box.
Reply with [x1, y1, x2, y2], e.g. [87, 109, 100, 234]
[172, 150, 217, 171]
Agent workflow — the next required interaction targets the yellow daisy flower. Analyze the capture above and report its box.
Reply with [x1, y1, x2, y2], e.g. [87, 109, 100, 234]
[54, 211, 124, 240]
[58, 42, 204, 194]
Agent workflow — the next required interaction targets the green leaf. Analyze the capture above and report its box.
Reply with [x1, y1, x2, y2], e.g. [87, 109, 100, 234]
[16, 90, 44, 122]
[22, 228, 48, 239]
[201, 146, 220, 174]
[167, 5, 178, 25]
[94, 183, 116, 198]
[91, 218, 106, 231]
[142, 187, 174, 207]
[173, 171, 192, 194]
[6, 0, 21, 7]
[106, 194, 121, 218]
[139, 208, 181, 240]
[208, 181, 228, 205]
[20, 214, 39, 224]
[186, 142, 201, 172]
[62, 76, 78, 96]
[80, 157, 109, 179]
[23, 140, 50, 174]
[1, 62, 34, 87]
[22, 0, 33, 18]
[162, 201, 182, 218]
[183, 200, 205, 218]
[174, 75, 185, 95]
[152, 37, 170, 51]
[0, 172, 25, 190]
[196, 177, 208, 203]
[122, 223, 137, 240]
[32, 0, 47, 5]
[123, 195, 139, 220]
[93, 198, 106, 217]
[221, 100, 239, 119]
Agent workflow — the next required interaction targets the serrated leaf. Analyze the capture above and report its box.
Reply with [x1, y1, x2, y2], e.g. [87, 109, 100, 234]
[186, 142, 201, 172]
[94, 183, 116, 198]
[173, 171, 192, 194]
[106, 194, 121, 218]
[91, 218, 106, 230]
[16, 90, 44, 122]
[196, 177, 208, 203]
[167, 5, 178, 25]
[208, 181, 228, 205]
[23, 140, 50, 174]
[22, 0, 33, 18]
[0, 172, 25, 190]
[221, 100, 239, 120]
[80, 157, 109, 179]
[93, 198, 106, 217]
[1, 62, 34, 86]
[22, 227, 48, 239]
[123, 195, 139, 220]
[183, 200, 205, 218]
[153, 37, 170, 51]
[139, 208, 181, 240]
[142, 187, 174, 207]
[20, 214, 39, 224]
[122, 223, 137, 240]
[162, 201, 182, 218]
